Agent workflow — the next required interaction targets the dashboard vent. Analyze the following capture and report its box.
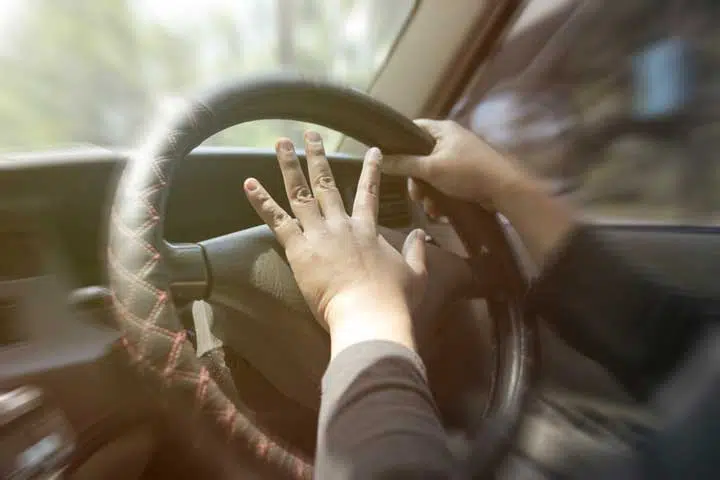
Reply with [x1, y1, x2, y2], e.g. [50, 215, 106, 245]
[378, 176, 411, 228]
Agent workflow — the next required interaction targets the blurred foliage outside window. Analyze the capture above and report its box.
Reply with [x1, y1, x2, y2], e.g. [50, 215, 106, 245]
[454, 0, 720, 224]
[0, 0, 414, 152]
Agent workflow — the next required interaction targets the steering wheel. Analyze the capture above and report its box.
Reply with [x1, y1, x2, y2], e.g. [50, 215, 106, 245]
[107, 75, 536, 478]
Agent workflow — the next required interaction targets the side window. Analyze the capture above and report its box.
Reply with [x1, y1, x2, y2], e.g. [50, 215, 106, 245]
[451, 0, 720, 224]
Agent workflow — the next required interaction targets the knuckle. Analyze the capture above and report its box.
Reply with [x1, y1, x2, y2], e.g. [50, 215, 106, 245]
[259, 196, 275, 213]
[365, 154, 381, 170]
[362, 180, 378, 197]
[272, 209, 289, 226]
[290, 185, 314, 203]
[314, 174, 337, 190]
[307, 142, 325, 156]
[255, 190, 270, 204]
[278, 151, 298, 167]
[258, 197, 289, 227]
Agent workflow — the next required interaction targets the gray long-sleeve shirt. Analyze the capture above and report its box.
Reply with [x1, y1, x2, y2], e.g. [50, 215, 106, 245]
[316, 341, 456, 478]
[314, 226, 720, 479]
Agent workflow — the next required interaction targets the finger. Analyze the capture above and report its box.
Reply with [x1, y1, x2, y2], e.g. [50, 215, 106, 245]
[423, 197, 440, 220]
[408, 178, 442, 219]
[407, 177, 424, 203]
[413, 118, 446, 137]
[381, 153, 427, 179]
[402, 229, 427, 279]
[304, 131, 346, 219]
[275, 138, 322, 229]
[244, 178, 302, 248]
[352, 147, 382, 225]
[383, 119, 447, 178]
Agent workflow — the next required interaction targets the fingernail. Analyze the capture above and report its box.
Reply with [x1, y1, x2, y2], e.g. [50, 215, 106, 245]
[368, 147, 382, 160]
[304, 131, 322, 142]
[276, 139, 293, 152]
[423, 198, 436, 218]
[244, 178, 259, 191]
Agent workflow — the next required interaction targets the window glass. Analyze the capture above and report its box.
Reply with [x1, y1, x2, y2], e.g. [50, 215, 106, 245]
[452, 0, 720, 224]
[0, 0, 415, 151]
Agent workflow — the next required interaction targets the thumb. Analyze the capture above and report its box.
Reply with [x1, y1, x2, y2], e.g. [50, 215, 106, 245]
[382, 153, 427, 179]
[402, 228, 427, 279]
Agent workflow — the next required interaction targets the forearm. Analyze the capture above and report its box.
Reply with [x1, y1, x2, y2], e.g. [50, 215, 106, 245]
[316, 340, 455, 479]
[492, 171, 576, 268]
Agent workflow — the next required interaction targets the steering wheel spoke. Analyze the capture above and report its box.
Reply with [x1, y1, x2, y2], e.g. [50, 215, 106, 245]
[165, 241, 209, 302]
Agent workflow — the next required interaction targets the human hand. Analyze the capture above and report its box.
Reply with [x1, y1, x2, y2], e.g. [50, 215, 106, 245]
[383, 119, 574, 266]
[243, 131, 428, 356]
[382, 119, 534, 217]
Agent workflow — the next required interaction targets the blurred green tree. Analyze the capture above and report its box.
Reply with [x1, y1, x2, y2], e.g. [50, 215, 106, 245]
[0, 0, 152, 148]
[0, 0, 413, 151]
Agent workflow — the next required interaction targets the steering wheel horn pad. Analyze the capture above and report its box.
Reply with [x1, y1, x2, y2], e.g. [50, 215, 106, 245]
[107, 75, 536, 478]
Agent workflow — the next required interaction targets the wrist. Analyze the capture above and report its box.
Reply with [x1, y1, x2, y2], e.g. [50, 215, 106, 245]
[325, 287, 410, 324]
[489, 166, 539, 215]
[325, 289, 416, 360]
[490, 170, 575, 266]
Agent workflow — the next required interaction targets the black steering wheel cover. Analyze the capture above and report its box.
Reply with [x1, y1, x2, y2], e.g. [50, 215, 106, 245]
[107, 74, 536, 478]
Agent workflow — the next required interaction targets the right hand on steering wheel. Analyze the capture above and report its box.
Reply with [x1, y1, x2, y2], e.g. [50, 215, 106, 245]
[382, 119, 533, 218]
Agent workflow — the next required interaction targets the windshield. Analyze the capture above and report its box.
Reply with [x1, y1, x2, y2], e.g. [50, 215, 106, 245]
[0, 0, 414, 152]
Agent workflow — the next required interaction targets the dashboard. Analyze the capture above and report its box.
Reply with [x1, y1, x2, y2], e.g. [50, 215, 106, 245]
[0, 204, 141, 478]
[0, 148, 411, 287]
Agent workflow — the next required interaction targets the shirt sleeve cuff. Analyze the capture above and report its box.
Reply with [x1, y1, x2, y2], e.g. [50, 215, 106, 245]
[320, 340, 427, 415]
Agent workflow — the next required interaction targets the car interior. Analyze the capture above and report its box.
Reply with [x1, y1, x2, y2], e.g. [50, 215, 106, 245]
[1, 0, 718, 479]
